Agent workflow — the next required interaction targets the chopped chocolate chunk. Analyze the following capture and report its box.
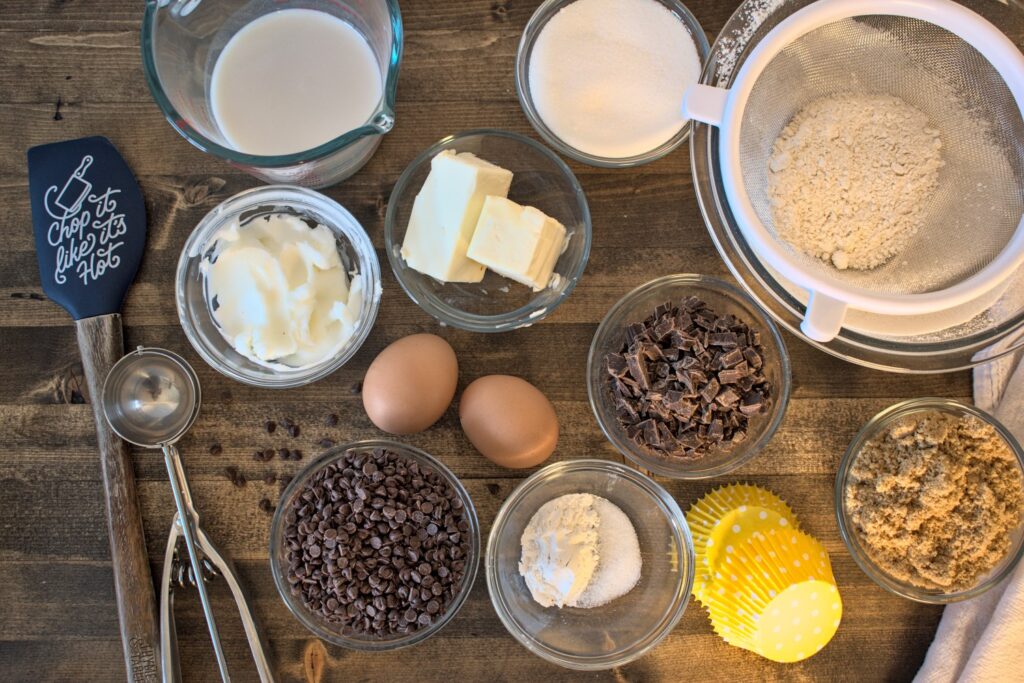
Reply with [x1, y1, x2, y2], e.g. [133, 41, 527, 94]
[715, 387, 741, 407]
[606, 353, 629, 377]
[718, 368, 745, 385]
[625, 352, 650, 390]
[603, 295, 773, 460]
[719, 348, 745, 368]
[700, 378, 720, 404]
[709, 332, 739, 348]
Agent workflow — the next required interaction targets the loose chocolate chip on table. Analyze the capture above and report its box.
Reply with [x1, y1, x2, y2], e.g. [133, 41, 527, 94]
[324, 413, 340, 427]
[209, 443, 223, 456]
[350, 381, 363, 395]
[282, 447, 471, 638]
[264, 419, 277, 434]
[318, 438, 335, 449]
[224, 466, 246, 488]
[258, 498, 274, 514]
[604, 296, 773, 460]
[264, 473, 277, 485]
[288, 424, 301, 438]
[254, 448, 275, 462]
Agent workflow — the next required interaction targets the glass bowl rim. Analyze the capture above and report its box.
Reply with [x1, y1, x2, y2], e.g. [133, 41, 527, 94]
[268, 438, 481, 650]
[586, 273, 792, 479]
[514, 0, 711, 168]
[484, 458, 695, 670]
[383, 128, 593, 332]
[140, 0, 403, 167]
[175, 184, 382, 388]
[835, 397, 1024, 604]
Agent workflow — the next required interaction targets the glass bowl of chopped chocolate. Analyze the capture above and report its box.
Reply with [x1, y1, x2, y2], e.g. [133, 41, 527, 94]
[269, 440, 480, 649]
[588, 274, 791, 479]
[837, 398, 1024, 603]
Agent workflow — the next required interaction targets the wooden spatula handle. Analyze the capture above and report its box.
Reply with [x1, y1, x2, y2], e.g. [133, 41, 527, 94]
[76, 314, 161, 683]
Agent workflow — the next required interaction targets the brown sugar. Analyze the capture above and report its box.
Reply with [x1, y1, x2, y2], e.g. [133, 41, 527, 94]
[845, 410, 1024, 592]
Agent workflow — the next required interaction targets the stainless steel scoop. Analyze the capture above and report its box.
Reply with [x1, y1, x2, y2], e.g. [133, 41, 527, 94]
[101, 347, 274, 683]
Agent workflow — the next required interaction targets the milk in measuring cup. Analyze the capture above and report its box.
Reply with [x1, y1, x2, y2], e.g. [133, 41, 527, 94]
[210, 9, 383, 156]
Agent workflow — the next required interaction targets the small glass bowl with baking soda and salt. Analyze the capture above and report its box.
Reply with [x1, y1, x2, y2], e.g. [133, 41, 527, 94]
[486, 459, 694, 670]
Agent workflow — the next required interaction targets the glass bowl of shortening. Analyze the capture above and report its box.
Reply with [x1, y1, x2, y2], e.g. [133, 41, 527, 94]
[176, 185, 381, 387]
[486, 459, 694, 670]
[384, 130, 591, 332]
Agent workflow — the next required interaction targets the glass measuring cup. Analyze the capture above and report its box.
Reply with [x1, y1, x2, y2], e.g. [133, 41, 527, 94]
[142, 0, 402, 188]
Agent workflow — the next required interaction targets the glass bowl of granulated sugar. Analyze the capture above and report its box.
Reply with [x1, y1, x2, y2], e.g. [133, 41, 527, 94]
[516, 0, 709, 167]
[486, 459, 694, 670]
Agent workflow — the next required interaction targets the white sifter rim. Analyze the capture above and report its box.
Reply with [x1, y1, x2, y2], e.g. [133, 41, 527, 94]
[683, 0, 1024, 341]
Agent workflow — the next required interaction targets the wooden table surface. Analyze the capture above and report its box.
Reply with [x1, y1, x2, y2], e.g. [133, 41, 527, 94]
[0, 1, 986, 681]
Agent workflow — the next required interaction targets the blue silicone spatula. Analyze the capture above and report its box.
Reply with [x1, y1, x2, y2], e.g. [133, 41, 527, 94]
[28, 136, 160, 683]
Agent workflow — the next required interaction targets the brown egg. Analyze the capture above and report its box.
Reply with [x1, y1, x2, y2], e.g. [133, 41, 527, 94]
[362, 334, 458, 435]
[459, 375, 558, 468]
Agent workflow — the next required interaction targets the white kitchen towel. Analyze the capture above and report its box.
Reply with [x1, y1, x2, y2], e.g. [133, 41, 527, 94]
[914, 351, 1024, 683]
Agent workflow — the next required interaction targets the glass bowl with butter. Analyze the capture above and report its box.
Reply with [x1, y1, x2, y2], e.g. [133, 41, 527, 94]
[176, 185, 381, 387]
[384, 130, 591, 332]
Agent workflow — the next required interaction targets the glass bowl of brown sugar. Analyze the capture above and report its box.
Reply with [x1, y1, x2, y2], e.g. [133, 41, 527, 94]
[837, 398, 1024, 603]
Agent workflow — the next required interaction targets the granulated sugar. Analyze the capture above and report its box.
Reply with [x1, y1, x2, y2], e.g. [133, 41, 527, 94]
[577, 496, 642, 608]
[528, 0, 702, 159]
[767, 94, 944, 270]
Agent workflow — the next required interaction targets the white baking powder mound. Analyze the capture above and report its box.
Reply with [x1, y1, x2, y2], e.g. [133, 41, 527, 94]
[528, 0, 702, 159]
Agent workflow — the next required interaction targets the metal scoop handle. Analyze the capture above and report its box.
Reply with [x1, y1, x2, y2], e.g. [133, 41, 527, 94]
[163, 444, 230, 681]
[160, 512, 275, 683]
[161, 445, 275, 683]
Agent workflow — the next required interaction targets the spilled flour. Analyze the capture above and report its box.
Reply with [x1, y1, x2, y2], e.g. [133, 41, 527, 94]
[767, 94, 944, 270]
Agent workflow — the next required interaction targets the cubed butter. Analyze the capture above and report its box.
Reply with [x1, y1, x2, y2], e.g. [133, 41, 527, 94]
[400, 150, 513, 283]
[467, 196, 567, 291]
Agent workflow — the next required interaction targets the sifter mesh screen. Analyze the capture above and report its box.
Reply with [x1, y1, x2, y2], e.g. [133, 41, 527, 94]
[738, 15, 1024, 296]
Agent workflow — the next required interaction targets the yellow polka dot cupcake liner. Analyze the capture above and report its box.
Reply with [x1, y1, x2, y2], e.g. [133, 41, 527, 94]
[702, 528, 842, 662]
[691, 505, 796, 603]
[686, 485, 799, 604]
[709, 579, 843, 663]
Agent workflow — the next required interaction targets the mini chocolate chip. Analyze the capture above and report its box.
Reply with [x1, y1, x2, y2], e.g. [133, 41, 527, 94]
[209, 443, 223, 456]
[264, 420, 277, 434]
[324, 413, 339, 427]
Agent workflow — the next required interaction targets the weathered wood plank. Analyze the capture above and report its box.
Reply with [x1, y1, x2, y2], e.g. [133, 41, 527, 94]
[0, 0, 987, 680]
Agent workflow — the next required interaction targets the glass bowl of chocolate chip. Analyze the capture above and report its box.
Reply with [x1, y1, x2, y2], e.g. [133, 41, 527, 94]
[269, 440, 480, 649]
[587, 274, 791, 479]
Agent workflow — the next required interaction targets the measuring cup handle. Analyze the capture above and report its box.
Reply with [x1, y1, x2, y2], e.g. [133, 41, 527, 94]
[194, 527, 277, 683]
